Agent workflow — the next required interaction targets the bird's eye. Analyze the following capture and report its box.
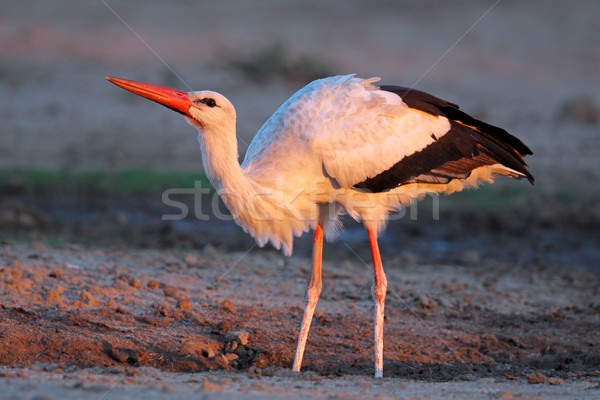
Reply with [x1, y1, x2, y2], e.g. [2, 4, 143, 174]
[200, 98, 217, 107]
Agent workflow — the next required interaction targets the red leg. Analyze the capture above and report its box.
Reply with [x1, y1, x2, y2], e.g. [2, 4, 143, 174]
[368, 227, 387, 378]
[292, 224, 323, 372]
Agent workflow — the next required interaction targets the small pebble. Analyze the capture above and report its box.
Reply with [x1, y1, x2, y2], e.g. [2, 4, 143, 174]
[49, 269, 62, 278]
[105, 300, 119, 308]
[215, 321, 231, 333]
[253, 382, 269, 391]
[147, 280, 161, 289]
[547, 377, 564, 385]
[80, 290, 100, 306]
[47, 286, 65, 302]
[177, 299, 192, 310]
[163, 286, 178, 298]
[201, 377, 221, 392]
[214, 355, 230, 369]
[225, 330, 250, 346]
[417, 294, 439, 310]
[129, 279, 141, 289]
[247, 367, 262, 379]
[196, 344, 216, 358]
[526, 372, 546, 384]
[219, 299, 237, 313]
[184, 254, 198, 268]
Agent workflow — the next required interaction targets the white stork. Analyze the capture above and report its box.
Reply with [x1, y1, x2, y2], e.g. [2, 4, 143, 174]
[106, 75, 533, 378]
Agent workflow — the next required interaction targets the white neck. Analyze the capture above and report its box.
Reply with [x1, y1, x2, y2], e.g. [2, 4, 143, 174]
[196, 124, 262, 223]
[195, 123, 310, 256]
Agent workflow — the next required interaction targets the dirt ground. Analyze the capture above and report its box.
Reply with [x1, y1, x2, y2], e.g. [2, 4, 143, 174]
[1, 1, 600, 399]
[0, 239, 598, 399]
[0, 191, 598, 400]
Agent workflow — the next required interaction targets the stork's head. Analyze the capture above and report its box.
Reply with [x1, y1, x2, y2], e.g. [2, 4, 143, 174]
[106, 77, 236, 134]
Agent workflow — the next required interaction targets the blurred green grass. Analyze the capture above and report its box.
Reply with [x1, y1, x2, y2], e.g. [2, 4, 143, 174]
[0, 168, 212, 195]
[438, 183, 533, 213]
[0, 169, 595, 218]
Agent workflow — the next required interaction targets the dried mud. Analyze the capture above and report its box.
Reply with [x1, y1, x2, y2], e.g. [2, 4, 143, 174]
[0, 239, 598, 384]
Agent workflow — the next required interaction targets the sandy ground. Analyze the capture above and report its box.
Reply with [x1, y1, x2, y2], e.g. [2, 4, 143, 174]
[0, 242, 598, 399]
[1, 0, 600, 399]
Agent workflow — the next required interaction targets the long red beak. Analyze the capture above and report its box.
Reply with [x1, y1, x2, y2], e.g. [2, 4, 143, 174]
[106, 77, 193, 117]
